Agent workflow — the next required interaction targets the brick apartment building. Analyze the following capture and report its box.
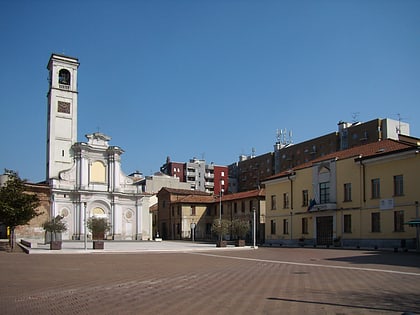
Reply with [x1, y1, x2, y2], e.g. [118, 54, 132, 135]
[229, 118, 410, 192]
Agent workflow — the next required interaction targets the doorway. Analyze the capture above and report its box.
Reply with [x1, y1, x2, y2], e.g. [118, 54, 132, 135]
[316, 216, 333, 245]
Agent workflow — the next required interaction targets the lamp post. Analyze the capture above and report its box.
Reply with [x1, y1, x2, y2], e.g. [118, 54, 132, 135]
[191, 221, 196, 242]
[83, 202, 87, 250]
[219, 189, 222, 242]
[416, 201, 419, 251]
[252, 207, 256, 248]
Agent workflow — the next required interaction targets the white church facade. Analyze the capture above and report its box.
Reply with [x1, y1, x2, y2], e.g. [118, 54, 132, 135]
[46, 53, 154, 241]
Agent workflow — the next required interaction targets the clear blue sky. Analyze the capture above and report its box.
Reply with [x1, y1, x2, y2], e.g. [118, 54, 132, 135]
[1, 0, 419, 183]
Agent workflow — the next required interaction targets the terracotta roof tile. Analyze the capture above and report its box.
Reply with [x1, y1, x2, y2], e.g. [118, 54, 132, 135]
[216, 189, 265, 202]
[264, 139, 416, 181]
[174, 195, 216, 204]
[158, 187, 211, 196]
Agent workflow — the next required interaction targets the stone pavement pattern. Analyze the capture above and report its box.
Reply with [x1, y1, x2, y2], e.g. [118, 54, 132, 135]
[0, 245, 419, 314]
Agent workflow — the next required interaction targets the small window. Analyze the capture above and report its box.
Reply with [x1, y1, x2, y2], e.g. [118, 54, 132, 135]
[270, 220, 276, 235]
[283, 193, 289, 209]
[319, 182, 330, 203]
[301, 218, 308, 234]
[344, 183, 352, 202]
[344, 214, 352, 233]
[283, 219, 289, 234]
[393, 175, 404, 196]
[394, 210, 404, 232]
[302, 190, 308, 207]
[371, 179, 380, 199]
[271, 195, 277, 210]
[371, 212, 380, 232]
[191, 206, 196, 216]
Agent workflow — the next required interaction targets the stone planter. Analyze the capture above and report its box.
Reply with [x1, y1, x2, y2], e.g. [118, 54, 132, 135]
[216, 240, 227, 247]
[93, 240, 104, 250]
[50, 240, 62, 250]
[235, 239, 245, 247]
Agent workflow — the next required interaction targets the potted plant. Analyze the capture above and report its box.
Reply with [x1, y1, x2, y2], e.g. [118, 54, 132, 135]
[232, 219, 249, 247]
[87, 217, 111, 249]
[212, 219, 230, 247]
[42, 215, 67, 250]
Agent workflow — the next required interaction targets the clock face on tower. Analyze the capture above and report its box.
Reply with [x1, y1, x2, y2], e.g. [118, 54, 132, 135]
[57, 101, 71, 114]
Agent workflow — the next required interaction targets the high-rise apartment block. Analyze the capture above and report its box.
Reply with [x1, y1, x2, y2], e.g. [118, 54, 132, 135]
[160, 157, 228, 195]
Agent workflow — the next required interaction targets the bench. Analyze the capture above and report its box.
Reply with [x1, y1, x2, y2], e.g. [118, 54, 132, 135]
[20, 239, 32, 248]
[18, 239, 31, 254]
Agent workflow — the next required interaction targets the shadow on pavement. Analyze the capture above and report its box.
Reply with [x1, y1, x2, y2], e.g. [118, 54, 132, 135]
[267, 289, 420, 314]
[326, 251, 420, 268]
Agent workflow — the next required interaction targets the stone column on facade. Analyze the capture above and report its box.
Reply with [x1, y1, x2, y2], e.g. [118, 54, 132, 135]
[72, 197, 80, 240]
[135, 197, 142, 240]
[76, 199, 83, 240]
[81, 151, 89, 189]
[107, 147, 123, 192]
[114, 153, 121, 192]
[74, 149, 81, 190]
[111, 195, 122, 240]
[108, 152, 114, 192]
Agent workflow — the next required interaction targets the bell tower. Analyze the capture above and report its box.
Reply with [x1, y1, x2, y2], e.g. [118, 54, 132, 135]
[46, 54, 79, 180]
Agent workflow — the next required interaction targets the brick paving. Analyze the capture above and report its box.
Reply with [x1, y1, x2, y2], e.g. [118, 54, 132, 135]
[0, 246, 419, 315]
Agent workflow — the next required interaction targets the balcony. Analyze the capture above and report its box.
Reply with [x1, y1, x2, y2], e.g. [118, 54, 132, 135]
[205, 181, 214, 188]
[309, 202, 337, 212]
[186, 171, 196, 177]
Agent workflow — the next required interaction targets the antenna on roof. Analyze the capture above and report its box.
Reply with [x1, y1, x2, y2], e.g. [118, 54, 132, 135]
[275, 128, 293, 147]
[352, 112, 360, 123]
[395, 113, 408, 134]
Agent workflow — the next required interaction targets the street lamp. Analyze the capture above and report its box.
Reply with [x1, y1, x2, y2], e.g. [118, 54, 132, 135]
[252, 207, 256, 248]
[191, 221, 196, 242]
[219, 180, 223, 242]
[84, 202, 87, 250]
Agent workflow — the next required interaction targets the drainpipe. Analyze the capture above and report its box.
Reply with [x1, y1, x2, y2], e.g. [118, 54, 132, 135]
[288, 173, 294, 241]
[359, 156, 365, 248]
[359, 157, 366, 203]
[416, 201, 419, 251]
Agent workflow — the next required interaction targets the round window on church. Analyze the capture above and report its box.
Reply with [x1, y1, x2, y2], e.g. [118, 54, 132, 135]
[124, 210, 134, 221]
[61, 208, 69, 218]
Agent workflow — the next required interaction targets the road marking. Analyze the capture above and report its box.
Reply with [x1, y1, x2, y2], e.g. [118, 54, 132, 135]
[191, 252, 420, 276]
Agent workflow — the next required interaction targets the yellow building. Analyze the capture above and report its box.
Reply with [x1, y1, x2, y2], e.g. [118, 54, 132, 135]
[263, 136, 420, 250]
[157, 187, 265, 243]
[215, 189, 266, 243]
[156, 188, 215, 240]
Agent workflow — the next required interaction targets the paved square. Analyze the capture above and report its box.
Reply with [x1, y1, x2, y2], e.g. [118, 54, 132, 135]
[1, 246, 419, 314]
